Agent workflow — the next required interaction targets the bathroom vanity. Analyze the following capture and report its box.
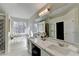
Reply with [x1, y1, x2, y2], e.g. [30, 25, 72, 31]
[27, 37, 79, 56]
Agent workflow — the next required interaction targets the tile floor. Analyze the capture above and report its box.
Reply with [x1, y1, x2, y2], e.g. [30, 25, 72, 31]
[0, 37, 30, 56]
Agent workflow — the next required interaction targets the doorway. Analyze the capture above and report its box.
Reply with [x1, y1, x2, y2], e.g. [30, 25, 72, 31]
[8, 21, 29, 56]
[56, 22, 64, 40]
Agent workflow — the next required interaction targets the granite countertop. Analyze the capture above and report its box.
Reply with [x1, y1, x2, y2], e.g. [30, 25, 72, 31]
[29, 37, 79, 56]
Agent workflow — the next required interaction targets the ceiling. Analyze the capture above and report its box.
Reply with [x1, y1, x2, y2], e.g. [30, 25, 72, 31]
[0, 3, 77, 21]
[0, 3, 46, 19]
[33, 3, 78, 22]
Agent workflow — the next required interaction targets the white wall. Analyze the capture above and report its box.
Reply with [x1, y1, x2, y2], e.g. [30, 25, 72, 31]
[74, 7, 79, 44]
[47, 7, 79, 45]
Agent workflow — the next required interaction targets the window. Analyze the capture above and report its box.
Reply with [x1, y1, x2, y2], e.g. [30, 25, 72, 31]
[13, 21, 26, 33]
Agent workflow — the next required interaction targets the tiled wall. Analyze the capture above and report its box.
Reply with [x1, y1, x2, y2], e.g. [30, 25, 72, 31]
[0, 19, 5, 52]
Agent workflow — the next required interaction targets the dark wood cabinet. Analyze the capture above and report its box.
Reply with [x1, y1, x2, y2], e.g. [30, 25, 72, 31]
[32, 43, 41, 56]
[45, 23, 49, 37]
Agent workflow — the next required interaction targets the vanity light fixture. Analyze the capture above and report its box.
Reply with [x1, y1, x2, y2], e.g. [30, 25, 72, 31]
[39, 8, 50, 16]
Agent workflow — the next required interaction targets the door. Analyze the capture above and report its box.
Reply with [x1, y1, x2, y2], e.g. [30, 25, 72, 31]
[56, 22, 64, 40]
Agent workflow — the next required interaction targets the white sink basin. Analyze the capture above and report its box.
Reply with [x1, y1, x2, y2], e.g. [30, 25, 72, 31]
[47, 40, 79, 52]
[40, 37, 79, 52]
[57, 42, 69, 47]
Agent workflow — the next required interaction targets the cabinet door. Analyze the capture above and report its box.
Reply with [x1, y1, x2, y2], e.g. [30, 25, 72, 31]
[41, 49, 50, 56]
